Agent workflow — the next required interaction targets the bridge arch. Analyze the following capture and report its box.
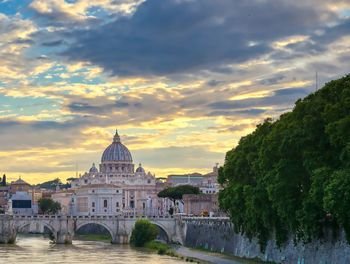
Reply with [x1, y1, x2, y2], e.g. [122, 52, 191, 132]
[75, 221, 114, 240]
[16, 222, 56, 234]
[148, 221, 170, 243]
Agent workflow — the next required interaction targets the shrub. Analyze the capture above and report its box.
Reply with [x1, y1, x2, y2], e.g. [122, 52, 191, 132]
[130, 219, 159, 247]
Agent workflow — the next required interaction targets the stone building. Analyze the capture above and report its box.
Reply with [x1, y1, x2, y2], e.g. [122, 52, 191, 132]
[70, 130, 167, 215]
[52, 189, 75, 215]
[182, 193, 221, 216]
[10, 178, 30, 194]
[11, 191, 38, 215]
[167, 173, 203, 186]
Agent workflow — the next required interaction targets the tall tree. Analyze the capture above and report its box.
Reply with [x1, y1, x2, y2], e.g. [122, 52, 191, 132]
[219, 74, 350, 251]
[158, 185, 200, 204]
[2, 174, 5, 186]
[38, 198, 61, 214]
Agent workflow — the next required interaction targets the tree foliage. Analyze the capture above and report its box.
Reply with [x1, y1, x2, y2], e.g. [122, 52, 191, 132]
[2, 174, 6, 186]
[38, 198, 62, 214]
[36, 178, 71, 189]
[218, 74, 350, 251]
[157, 185, 200, 203]
[130, 219, 159, 247]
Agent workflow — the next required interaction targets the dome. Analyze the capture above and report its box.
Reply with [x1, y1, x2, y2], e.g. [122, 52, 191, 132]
[101, 130, 133, 162]
[89, 163, 98, 173]
[136, 163, 145, 173]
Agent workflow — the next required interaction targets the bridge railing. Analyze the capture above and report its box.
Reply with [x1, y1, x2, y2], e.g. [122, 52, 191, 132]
[1, 214, 178, 220]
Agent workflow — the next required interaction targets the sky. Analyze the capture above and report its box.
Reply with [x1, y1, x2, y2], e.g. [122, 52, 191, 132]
[0, 0, 350, 184]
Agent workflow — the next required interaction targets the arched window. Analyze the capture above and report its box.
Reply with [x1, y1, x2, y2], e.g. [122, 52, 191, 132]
[104, 200, 107, 207]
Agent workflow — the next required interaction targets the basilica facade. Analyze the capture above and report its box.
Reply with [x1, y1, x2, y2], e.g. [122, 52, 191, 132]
[69, 130, 167, 216]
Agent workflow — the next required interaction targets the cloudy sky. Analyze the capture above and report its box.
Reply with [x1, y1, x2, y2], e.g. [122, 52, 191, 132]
[0, 0, 350, 184]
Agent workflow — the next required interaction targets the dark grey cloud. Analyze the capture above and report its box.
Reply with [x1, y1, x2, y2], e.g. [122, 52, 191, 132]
[209, 87, 309, 110]
[269, 17, 350, 62]
[41, 40, 65, 47]
[57, 0, 335, 77]
[208, 109, 266, 117]
[11, 38, 35, 45]
[0, 117, 93, 150]
[259, 75, 286, 85]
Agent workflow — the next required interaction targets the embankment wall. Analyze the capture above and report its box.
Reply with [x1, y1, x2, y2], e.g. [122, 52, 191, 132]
[184, 218, 350, 264]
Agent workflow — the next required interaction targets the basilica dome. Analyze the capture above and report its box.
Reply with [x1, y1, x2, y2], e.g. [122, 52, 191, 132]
[101, 130, 133, 162]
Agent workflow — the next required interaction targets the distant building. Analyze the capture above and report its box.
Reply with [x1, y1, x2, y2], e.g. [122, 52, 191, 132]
[70, 184, 123, 215]
[11, 191, 38, 215]
[52, 189, 75, 215]
[70, 130, 167, 215]
[10, 178, 30, 194]
[167, 173, 203, 186]
[183, 193, 221, 216]
[202, 164, 219, 186]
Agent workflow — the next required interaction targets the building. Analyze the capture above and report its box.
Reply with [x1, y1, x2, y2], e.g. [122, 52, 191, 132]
[10, 178, 30, 194]
[70, 184, 123, 215]
[52, 189, 75, 215]
[11, 191, 38, 215]
[167, 173, 203, 186]
[70, 130, 166, 215]
[183, 193, 220, 216]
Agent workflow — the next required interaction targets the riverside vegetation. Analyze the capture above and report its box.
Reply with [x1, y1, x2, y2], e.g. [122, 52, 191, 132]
[218, 74, 350, 251]
[130, 220, 197, 262]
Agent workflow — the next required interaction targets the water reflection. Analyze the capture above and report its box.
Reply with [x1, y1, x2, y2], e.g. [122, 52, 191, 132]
[0, 235, 187, 264]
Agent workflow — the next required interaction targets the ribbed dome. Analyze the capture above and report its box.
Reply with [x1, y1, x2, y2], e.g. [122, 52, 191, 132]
[101, 130, 133, 162]
[136, 163, 145, 173]
[89, 163, 98, 173]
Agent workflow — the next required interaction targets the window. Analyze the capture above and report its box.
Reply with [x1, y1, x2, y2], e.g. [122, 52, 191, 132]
[92, 202, 95, 207]
[104, 200, 108, 207]
[92, 209, 95, 212]
[116, 202, 119, 207]
[147, 179, 151, 184]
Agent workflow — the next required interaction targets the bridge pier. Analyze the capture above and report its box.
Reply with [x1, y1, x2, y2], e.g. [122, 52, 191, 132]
[112, 234, 129, 244]
[0, 215, 16, 244]
[55, 230, 74, 244]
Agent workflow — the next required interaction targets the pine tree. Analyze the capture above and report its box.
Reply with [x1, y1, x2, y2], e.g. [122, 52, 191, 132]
[2, 174, 6, 186]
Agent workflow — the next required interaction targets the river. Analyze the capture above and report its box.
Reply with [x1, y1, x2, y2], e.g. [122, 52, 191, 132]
[0, 235, 188, 264]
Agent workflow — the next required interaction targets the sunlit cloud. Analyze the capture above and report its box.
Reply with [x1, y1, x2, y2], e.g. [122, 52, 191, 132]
[0, 0, 350, 183]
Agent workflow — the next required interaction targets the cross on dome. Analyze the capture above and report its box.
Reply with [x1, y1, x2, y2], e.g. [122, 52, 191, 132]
[113, 129, 120, 142]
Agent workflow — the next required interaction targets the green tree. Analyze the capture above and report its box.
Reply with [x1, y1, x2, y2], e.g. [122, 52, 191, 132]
[2, 174, 6, 186]
[218, 74, 350, 250]
[38, 198, 62, 214]
[158, 185, 200, 204]
[130, 219, 159, 247]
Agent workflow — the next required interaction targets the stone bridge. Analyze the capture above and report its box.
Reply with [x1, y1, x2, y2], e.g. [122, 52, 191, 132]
[0, 214, 185, 244]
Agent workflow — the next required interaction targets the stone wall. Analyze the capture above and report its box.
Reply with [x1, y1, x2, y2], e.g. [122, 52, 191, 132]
[0, 215, 16, 243]
[183, 218, 350, 264]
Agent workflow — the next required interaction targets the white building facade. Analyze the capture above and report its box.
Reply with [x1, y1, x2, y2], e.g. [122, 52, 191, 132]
[70, 130, 166, 216]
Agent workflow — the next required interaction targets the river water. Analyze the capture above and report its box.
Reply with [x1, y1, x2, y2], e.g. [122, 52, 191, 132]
[0, 235, 188, 264]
